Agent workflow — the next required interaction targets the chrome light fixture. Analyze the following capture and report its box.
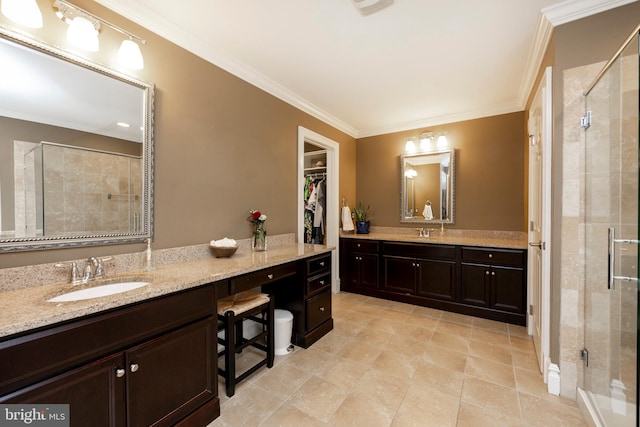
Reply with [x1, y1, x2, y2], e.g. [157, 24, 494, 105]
[1, 0, 43, 28]
[351, 0, 394, 16]
[405, 131, 449, 153]
[53, 0, 146, 69]
[419, 132, 434, 151]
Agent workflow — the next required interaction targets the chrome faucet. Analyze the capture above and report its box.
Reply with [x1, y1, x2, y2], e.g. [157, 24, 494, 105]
[55, 261, 81, 285]
[85, 256, 113, 282]
[416, 228, 433, 238]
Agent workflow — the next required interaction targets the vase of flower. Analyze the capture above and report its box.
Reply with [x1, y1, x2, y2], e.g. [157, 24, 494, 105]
[248, 209, 267, 251]
[253, 222, 267, 251]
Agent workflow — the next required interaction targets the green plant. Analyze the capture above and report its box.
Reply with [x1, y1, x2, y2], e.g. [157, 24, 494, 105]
[353, 202, 371, 222]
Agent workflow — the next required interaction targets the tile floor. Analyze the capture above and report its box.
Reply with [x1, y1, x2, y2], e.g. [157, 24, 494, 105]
[208, 292, 587, 426]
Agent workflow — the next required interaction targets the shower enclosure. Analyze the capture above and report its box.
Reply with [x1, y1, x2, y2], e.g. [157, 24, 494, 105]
[582, 25, 639, 426]
[19, 142, 142, 237]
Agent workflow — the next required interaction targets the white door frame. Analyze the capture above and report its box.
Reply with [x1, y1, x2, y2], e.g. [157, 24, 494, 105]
[297, 126, 339, 293]
[527, 66, 552, 382]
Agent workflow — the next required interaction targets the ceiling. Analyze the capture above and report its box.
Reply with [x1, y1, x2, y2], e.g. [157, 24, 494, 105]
[95, 0, 635, 138]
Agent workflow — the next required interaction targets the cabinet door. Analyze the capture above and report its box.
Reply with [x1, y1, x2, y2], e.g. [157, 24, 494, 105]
[1, 353, 126, 427]
[460, 263, 490, 307]
[491, 266, 525, 313]
[382, 256, 416, 294]
[358, 253, 380, 289]
[416, 259, 456, 301]
[341, 253, 361, 288]
[126, 318, 215, 427]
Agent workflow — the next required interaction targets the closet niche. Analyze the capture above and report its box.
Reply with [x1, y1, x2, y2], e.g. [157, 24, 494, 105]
[303, 143, 327, 244]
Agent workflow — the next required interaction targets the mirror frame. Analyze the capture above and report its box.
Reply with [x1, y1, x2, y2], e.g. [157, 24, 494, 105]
[0, 26, 155, 252]
[400, 149, 455, 225]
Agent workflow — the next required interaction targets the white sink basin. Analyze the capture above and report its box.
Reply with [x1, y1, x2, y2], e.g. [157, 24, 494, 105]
[48, 282, 150, 302]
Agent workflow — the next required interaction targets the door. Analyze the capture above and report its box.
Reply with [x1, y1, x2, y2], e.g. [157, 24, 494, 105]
[527, 66, 552, 374]
[582, 32, 638, 426]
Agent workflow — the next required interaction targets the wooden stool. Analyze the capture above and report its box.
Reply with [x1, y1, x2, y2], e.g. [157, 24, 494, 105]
[217, 290, 274, 397]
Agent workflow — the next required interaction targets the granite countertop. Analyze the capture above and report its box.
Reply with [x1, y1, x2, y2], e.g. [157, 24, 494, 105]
[340, 230, 528, 250]
[0, 243, 333, 339]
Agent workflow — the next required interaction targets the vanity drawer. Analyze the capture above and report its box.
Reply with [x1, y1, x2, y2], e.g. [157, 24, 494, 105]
[342, 239, 379, 253]
[306, 290, 331, 331]
[230, 262, 297, 294]
[461, 247, 525, 267]
[306, 254, 331, 276]
[307, 272, 331, 296]
[383, 242, 456, 260]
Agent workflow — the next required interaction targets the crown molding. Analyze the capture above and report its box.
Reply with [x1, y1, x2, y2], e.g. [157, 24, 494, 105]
[542, 0, 638, 26]
[517, 14, 554, 109]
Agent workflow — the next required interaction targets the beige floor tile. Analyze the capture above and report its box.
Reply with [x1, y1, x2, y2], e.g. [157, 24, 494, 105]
[287, 376, 349, 423]
[337, 339, 384, 365]
[332, 317, 367, 337]
[381, 308, 413, 322]
[328, 393, 396, 427]
[508, 324, 530, 338]
[385, 300, 419, 313]
[436, 320, 473, 337]
[392, 382, 460, 427]
[411, 361, 464, 398]
[352, 368, 411, 413]
[387, 334, 432, 358]
[430, 330, 470, 354]
[251, 363, 311, 400]
[461, 377, 521, 420]
[468, 339, 513, 365]
[259, 403, 326, 427]
[405, 312, 440, 329]
[456, 401, 524, 427]
[367, 317, 407, 335]
[511, 348, 541, 373]
[519, 392, 588, 426]
[411, 305, 444, 319]
[333, 309, 376, 326]
[471, 327, 511, 348]
[509, 335, 535, 353]
[440, 311, 475, 326]
[422, 343, 468, 372]
[312, 331, 350, 354]
[465, 356, 516, 388]
[515, 368, 580, 408]
[313, 356, 369, 390]
[473, 317, 510, 333]
[373, 349, 420, 379]
[281, 345, 332, 373]
[216, 383, 283, 427]
[354, 327, 395, 347]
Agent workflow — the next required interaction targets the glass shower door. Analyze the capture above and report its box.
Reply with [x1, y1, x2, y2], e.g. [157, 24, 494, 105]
[583, 30, 638, 426]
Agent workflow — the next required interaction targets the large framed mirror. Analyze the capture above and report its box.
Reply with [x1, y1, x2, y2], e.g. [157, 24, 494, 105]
[400, 149, 455, 224]
[0, 27, 154, 252]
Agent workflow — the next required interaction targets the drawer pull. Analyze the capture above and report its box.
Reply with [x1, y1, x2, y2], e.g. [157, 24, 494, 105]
[130, 363, 139, 373]
[485, 271, 490, 275]
[319, 261, 325, 267]
[488, 254, 493, 258]
[319, 306, 325, 311]
[267, 274, 274, 280]
[491, 272, 496, 276]
[319, 280, 325, 285]
[116, 368, 125, 378]
[357, 243, 361, 248]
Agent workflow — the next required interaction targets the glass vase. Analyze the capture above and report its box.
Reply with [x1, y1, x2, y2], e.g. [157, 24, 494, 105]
[253, 222, 267, 251]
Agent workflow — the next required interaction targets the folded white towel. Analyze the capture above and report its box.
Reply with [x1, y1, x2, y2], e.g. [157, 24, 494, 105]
[342, 206, 354, 231]
[422, 204, 434, 220]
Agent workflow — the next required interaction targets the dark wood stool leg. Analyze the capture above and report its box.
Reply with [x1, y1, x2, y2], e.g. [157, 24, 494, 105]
[224, 311, 236, 397]
[267, 297, 275, 368]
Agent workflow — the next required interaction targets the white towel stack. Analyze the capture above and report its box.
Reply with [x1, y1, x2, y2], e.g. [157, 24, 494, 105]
[341, 206, 354, 231]
[422, 204, 434, 220]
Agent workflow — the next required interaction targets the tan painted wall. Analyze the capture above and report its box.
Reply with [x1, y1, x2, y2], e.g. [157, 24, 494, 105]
[356, 112, 526, 231]
[0, 0, 356, 268]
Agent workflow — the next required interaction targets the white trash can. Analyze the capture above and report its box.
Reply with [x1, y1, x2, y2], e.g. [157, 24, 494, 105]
[274, 309, 294, 355]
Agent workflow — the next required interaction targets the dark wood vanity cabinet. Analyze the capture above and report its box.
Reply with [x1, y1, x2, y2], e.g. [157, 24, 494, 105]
[381, 242, 457, 301]
[0, 286, 220, 426]
[340, 238, 527, 325]
[460, 247, 526, 322]
[339, 239, 379, 292]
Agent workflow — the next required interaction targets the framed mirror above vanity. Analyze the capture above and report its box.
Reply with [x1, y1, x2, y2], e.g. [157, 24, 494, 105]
[0, 27, 154, 252]
[400, 149, 455, 224]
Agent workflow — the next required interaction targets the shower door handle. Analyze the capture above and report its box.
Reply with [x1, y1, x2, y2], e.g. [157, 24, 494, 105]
[608, 227, 639, 289]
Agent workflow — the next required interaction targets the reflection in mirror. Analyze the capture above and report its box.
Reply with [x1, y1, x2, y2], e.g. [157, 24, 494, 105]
[400, 149, 455, 224]
[0, 27, 154, 252]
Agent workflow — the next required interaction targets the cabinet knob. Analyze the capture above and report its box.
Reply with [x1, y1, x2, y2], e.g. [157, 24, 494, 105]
[491, 271, 496, 276]
[267, 274, 274, 280]
[319, 261, 325, 267]
[130, 363, 139, 373]
[488, 254, 493, 258]
[357, 243, 361, 248]
[319, 306, 325, 311]
[485, 271, 490, 275]
[319, 280, 325, 285]
[116, 368, 125, 378]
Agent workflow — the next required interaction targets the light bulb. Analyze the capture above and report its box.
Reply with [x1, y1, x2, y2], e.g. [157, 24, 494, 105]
[67, 16, 99, 52]
[1, 0, 43, 28]
[118, 39, 144, 70]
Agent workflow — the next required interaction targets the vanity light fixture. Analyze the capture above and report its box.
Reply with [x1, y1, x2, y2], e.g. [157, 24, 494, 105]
[404, 168, 417, 178]
[53, 0, 146, 69]
[437, 133, 449, 148]
[1, 0, 43, 28]
[419, 132, 434, 151]
[405, 137, 417, 153]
